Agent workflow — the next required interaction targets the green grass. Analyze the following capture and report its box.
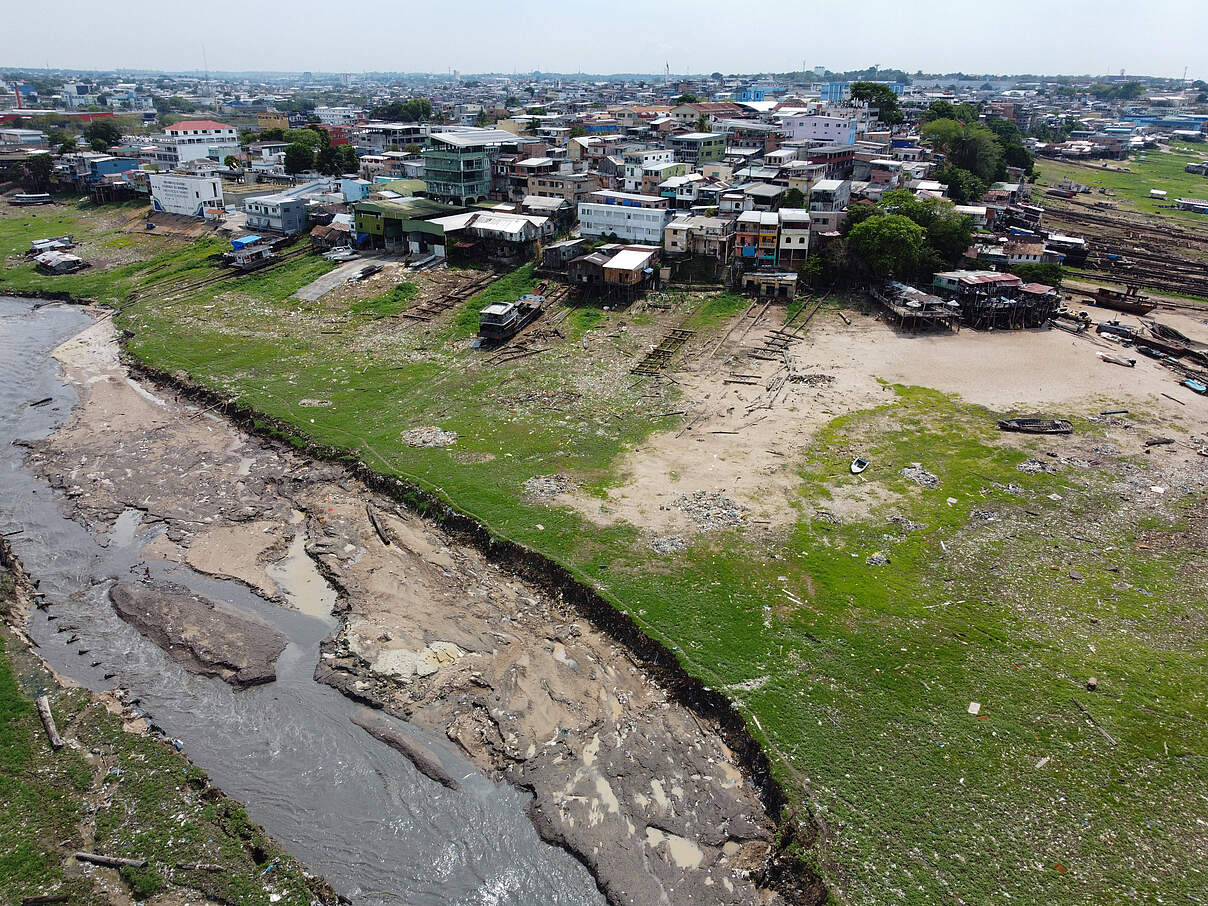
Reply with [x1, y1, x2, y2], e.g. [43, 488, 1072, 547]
[0, 572, 325, 905]
[351, 280, 419, 317]
[1035, 146, 1208, 223]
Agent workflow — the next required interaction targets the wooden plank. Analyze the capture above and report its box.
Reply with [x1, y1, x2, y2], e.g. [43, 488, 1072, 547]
[35, 696, 63, 750]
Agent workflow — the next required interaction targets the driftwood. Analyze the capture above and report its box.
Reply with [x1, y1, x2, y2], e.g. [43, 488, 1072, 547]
[366, 505, 392, 547]
[35, 696, 63, 750]
[175, 861, 225, 872]
[74, 851, 148, 869]
[22, 894, 70, 905]
[28, 397, 53, 408]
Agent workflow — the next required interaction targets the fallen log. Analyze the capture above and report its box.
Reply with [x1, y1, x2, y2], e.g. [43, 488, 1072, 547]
[28, 397, 54, 408]
[175, 861, 225, 872]
[35, 696, 63, 750]
[74, 851, 148, 869]
[366, 505, 392, 548]
[22, 894, 70, 905]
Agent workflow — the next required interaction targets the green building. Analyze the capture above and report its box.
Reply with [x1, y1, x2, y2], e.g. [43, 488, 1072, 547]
[421, 128, 517, 205]
[668, 132, 727, 165]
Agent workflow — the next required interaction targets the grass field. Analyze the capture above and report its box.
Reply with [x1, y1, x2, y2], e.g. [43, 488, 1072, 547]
[3, 202, 1206, 904]
[0, 568, 327, 905]
[1034, 145, 1208, 223]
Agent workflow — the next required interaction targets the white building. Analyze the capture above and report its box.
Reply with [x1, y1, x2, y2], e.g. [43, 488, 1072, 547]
[578, 191, 673, 244]
[622, 148, 675, 192]
[315, 106, 363, 125]
[157, 120, 241, 166]
[149, 172, 224, 217]
[781, 114, 858, 146]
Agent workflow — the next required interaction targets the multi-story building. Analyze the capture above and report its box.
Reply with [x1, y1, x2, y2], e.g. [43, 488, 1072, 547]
[353, 122, 426, 152]
[149, 172, 224, 217]
[777, 209, 811, 265]
[669, 132, 727, 165]
[663, 214, 734, 262]
[622, 148, 674, 192]
[315, 106, 364, 125]
[781, 114, 858, 145]
[577, 190, 672, 244]
[157, 120, 240, 166]
[808, 179, 851, 235]
[422, 128, 517, 205]
[735, 211, 780, 266]
[245, 192, 309, 234]
[526, 172, 599, 204]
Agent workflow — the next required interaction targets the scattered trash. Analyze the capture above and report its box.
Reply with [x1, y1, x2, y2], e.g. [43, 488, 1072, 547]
[1099, 408, 1130, 415]
[650, 534, 687, 554]
[1087, 677, 1098, 691]
[1036, 756, 1050, 769]
[1048, 493, 1063, 501]
[401, 426, 458, 447]
[672, 491, 748, 531]
[524, 474, 575, 499]
[899, 464, 939, 489]
[865, 552, 890, 566]
[1068, 569, 1083, 581]
[298, 399, 331, 408]
[1018, 458, 1054, 475]
[888, 514, 926, 533]
[946, 497, 958, 506]
[967, 701, 981, 716]
[1150, 486, 1166, 495]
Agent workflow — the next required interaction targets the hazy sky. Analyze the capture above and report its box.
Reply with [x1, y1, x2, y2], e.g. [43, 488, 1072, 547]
[10, 0, 1205, 79]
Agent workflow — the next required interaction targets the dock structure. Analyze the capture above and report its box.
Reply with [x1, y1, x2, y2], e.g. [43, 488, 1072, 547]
[631, 327, 696, 376]
[872, 282, 960, 332]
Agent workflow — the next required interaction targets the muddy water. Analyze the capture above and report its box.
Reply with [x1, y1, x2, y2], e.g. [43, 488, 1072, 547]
[0, 297, 605, 906]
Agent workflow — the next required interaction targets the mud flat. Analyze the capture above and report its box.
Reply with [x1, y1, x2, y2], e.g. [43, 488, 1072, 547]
[26, 311, 794, 905]
[109, 582, 287, 687]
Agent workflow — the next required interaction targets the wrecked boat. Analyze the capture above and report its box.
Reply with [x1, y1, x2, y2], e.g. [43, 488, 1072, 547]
[850, 457, 870, 474]
[1089, 285, 1156, 316]
[997, 417, 1073, 435]
[476, 293, 545, 345]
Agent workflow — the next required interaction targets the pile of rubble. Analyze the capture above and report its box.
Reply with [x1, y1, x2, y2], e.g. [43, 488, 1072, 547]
[401, 426, 458, 448]
[524, 474, 575, 499]
[650, 534, 687, 554]
[899, 463, 939, 489]
[672, 491, 749, 531]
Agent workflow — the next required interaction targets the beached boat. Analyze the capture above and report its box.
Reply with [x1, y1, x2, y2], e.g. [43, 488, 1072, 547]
[1090, 286, 1156, 315]
[1183, 378, 1208, 396]
[476, 293, 546, 344]
[997, 418, 1073, 435]
[850, 457, 870, 474]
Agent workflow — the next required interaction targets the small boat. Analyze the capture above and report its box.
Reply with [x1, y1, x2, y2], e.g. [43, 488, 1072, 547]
[1098, 352, 1136, 368]
[1182, 378, 1208, 396]
[997, 417, 1073, 435]
[850, 457, 870, 474]
[477, 293, 546, 345]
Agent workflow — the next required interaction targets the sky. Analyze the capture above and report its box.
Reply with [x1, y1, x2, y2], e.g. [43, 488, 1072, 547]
[9, 0, 1206, 80]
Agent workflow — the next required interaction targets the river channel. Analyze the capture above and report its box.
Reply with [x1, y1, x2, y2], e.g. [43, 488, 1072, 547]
[0, 296, 606, 906]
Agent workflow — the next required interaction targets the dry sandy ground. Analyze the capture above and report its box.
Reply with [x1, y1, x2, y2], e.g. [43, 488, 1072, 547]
[32, 314, 781, 906]
[558, 303, 1208, 537]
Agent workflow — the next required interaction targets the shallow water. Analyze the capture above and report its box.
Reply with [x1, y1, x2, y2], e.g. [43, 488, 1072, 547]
[0, 296, 604, 906]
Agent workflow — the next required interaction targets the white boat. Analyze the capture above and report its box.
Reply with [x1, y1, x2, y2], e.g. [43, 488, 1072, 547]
[851, 457, 870, 474]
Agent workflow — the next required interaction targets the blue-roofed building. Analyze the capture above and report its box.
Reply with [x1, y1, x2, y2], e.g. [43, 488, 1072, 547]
[737, 85, 766, 103]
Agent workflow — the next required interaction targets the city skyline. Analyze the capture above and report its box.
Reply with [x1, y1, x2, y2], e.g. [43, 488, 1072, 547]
[8, 0, 1205, 81]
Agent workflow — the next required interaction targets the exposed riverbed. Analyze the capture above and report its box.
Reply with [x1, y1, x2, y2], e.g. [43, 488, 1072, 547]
[0, 297, 782, 905]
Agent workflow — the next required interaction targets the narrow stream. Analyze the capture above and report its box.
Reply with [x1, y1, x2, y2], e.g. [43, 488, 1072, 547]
[0, 297, 605, 906]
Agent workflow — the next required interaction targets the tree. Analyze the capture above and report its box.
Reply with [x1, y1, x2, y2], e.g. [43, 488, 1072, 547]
[474, 110, 490, 127]
[83, 119, 122, 150]
[922, 118, 1003, 182]
[920, 100, 954, 124]
[505, 95, 521, 108]
[676, 93, 701, 105]
[568, 125, 588, 138]
[850, 82, 903, 125]
[784, 187, 805, 208]
[932, 164, 986, 205]
[1011, 261, 1063, 287]
[696, 113, 709, 132]
[847, 214, 925, 279]
[284, 143, 315, 174]
[57, 137, 78, 153]
[21, 154, 54, 191]
[371, 97, 433, 122]
[223, 155, 241, 169]
[337, 145, 359, 172]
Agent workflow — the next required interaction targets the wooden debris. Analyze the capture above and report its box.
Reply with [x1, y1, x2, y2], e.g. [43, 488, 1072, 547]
[22, 894, 70, 905]
[175, 861, 225, 872]
[366, 505, 392, 547]
[35, 696, 63, 750]
[1074, 698, 1117, 746]
[74, 851, 148, 869]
